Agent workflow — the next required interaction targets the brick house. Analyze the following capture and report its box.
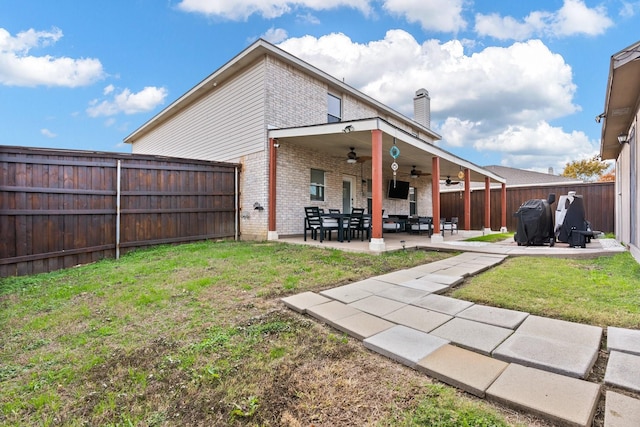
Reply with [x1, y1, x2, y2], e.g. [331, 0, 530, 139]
[124, 39, 506, 251]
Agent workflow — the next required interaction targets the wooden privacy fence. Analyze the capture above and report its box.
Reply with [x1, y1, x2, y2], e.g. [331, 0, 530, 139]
[0, 146, 240, 277]
[440, 182, 615, 233]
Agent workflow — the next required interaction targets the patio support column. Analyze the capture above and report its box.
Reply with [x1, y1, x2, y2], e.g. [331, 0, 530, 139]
[267, 138, 278, 240]
[484, 176, 491, 234]
[369, 129, 385, 251]
[431, 156, 442, 241]
[500, 183, 508, 232]
[464, 168, 471, 231]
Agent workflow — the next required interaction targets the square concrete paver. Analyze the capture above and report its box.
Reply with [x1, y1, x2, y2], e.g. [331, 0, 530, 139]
[417, 344, 508, 397]
[375, 270, 420, 285]
[306, 300, 363, 325]
[492, 333, 599, 379]
[397, 278, 449, 294]
[412, 294, 474, 316]
[375, 286, 431, 304]
[348, 295, 407, 317]
[516, 315, 602, 347]
[363, 325, 449, 368]
[607, 326, 640, 356]
[420, 273, 464, 287]
[430, 317, 513, 355]
[604, 391, 640, 427]
[605, 350, 640, 393]
[456, 304, 529, 329]
[492, 315, 602, 379]
[487, 364, 601, 427]
[319, 284, 372, 303]
[349, 278, 397, 294]
[382, 305, 452, 333]
[331, 311, 395, 340]
[281, 292, 332, 313]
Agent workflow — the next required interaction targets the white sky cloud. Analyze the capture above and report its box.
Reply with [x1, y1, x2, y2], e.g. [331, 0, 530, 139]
[382, 0, 466, 33]
[40, 128, 57, 138]
[278, 30, 593, 171]
[87, 86, 168, 117]
[176, 0, 372, 20]
[0, 27, 104, 87]
[475, 0, 613, 41]
[261, 27, 289, 43]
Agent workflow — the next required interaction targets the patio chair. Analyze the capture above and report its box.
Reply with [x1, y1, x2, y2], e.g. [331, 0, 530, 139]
[410, 216, 433, 236]
[451, 217, 459, 234]
[348, 208, 370, 241]
[304, 206, 339, 242]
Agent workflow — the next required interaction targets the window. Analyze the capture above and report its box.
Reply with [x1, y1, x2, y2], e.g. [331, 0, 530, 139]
[310, 169, 325, 201]
[327, 93, 341, 123]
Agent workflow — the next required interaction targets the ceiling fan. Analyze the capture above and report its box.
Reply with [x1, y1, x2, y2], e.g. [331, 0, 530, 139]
[346, 147, 371, 164]
[444, 176, 460, 186]
[410, 165, 423, 178]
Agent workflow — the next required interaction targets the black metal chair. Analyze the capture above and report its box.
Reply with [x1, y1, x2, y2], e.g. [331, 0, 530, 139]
[348, 208, 370, 241]
[304, 206, 339, 242]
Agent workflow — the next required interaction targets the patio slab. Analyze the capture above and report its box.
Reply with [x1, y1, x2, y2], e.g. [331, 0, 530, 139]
[412, 294, 474, 316]
[607, 326, 640, 356]
[363, 325, 449, 368]
[486, 364, 601, 427]
[397, 278, 449, 294]
[331, 311, 395, 340]
[319, 283, 373, 303]
[280, 291, 332, 313]
[417, 344, 509, 397]
[382, 305, 452, 333]
[306, 300, 363, 325]
[604, 391, 640, 427]
[430, 317, 514, 355]
[348, 295, 407, 317]
[604, 350, 640, 393]
[456, 304, 529, 329]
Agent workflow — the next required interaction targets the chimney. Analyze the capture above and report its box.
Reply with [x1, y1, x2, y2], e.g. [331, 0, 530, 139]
[413, 88, 431, 128]
[548, 167, 554, 175]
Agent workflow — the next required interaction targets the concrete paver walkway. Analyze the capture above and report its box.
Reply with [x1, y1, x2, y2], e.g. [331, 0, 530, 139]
[281, 249, 640, 426]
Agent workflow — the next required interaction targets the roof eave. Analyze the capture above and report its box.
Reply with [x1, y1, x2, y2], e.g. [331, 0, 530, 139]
[600, 40, 640, 160]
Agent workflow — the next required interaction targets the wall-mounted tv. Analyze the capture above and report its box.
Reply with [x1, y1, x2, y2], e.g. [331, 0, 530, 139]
[387, 180, 410, 199]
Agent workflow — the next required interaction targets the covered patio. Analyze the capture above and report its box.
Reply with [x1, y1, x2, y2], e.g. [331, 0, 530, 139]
[268, 117, 507, 251]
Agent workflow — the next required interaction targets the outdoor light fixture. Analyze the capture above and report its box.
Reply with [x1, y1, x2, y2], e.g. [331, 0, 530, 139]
[253, 202, 264, 211]
[618, 133, 629, 144]
[273, 142, 280, 148]
[343, 125, 354, 133]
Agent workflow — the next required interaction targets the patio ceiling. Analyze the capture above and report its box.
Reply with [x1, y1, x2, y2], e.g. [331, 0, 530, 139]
[269, 117, 505, 184]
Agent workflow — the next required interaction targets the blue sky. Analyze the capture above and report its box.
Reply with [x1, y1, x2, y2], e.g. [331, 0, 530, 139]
[1, 0, 638, 173]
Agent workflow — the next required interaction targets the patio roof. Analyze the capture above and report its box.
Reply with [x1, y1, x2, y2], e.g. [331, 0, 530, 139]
[268, 117, 505, 184]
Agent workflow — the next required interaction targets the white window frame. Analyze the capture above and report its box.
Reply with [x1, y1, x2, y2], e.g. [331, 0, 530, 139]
[310, 169, 326, 201]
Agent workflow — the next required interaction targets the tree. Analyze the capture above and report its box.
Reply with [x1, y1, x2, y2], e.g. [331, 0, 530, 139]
[599, 167, 616, 182]
[562, 156, 610, 182]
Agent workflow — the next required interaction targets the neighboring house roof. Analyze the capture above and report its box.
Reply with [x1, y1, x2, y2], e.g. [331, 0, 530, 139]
[482, 165, 583, 187]
[440, 164, 582, 192]
[600, 40, 640, 160]
[124, 39, 441, 144]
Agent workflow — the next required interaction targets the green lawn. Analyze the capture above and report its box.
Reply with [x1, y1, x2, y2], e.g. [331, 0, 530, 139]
[1, 240, 636, 426]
